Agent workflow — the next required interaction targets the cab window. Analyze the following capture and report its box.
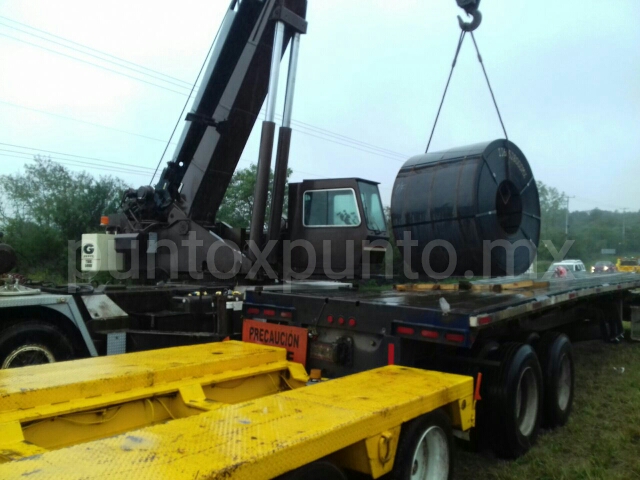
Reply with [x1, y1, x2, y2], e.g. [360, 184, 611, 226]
[357, 181, 387, 233]
[303, 189, 361, 227]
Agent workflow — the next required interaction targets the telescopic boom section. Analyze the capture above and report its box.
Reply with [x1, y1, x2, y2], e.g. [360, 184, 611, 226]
[154, 0, 307, 224]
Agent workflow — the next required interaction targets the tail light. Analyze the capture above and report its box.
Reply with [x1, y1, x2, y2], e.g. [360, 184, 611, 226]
[445, 333, 465, 343]
[397, 326, 415, 335]
[421, 329, 439, 339]
[246, 307, 260, 315]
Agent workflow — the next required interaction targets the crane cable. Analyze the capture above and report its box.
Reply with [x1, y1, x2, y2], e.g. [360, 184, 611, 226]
[149, 20, 224, 185]
[425, 28, 508, 154]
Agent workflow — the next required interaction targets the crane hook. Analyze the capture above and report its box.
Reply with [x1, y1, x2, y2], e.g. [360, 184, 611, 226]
[457, 9, 482, 32]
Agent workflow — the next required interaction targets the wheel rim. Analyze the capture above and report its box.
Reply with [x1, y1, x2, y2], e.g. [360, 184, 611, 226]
[410, 425, 449, 480]
[514, 366, 539, 437]
[557, 354, 572, 411]
[2, 344, 55, 369]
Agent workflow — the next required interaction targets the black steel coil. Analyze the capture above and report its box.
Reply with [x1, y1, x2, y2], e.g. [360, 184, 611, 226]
[391, 139, 540, 277]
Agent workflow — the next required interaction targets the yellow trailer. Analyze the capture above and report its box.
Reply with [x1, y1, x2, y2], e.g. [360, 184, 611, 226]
[0, 341, 474, 479]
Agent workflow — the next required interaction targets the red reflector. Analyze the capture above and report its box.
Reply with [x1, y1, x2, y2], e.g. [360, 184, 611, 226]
[246, 307, 259, 315]
[478, 316, 491, 325]
[445, 333, 465, 343]
[421, 330, 439, 339]
[338, 317, 345, 325]
[263, 309, 276, 316]
[348, 318, 357, 327]
[568, 293, 576, 299]
[327, 315, 334, 324]
[387, 343, 395, 365]
[397, 326, 415, 335]
[280, 311, 293, 319]
[474, 372, 483, 401]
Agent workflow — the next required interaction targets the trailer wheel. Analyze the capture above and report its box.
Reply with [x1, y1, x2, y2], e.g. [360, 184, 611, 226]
[536, 332, 574, 428]
[485, 342, 543, 458]
[277, 460, 347, 480]
[0, 321, 74, 369]
[392, 409, 453, 480]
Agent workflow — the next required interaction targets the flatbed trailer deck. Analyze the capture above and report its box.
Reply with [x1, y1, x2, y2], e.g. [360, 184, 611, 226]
[242, 273, 640, 458]
[245, 273, 639, 352]
[0, 341, 473, 479]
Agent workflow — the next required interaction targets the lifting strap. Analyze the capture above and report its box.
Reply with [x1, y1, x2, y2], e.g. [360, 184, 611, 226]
[425, 28, 509, 154]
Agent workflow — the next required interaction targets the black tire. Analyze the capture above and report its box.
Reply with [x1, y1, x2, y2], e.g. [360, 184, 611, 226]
[536, 332, 574, 428]
[483, 342, 543, 458]
[277, 460, 347, 480]
[0, 321, 74, 369]
[392, 409, 454, 480]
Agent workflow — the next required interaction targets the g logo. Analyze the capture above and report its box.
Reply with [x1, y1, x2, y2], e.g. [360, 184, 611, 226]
[83, 244, 95, 255]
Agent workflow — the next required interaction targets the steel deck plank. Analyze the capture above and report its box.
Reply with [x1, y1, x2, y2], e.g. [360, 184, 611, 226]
[0, 366, 473, 480]
[0, 341, 285, 412]
[255, 273, 640, 317]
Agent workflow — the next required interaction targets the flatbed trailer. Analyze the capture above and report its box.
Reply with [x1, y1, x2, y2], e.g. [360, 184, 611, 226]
[0, 341, 473, 479]
[242, 272, 640, 457]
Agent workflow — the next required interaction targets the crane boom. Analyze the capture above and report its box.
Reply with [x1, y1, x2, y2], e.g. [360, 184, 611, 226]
[132, 0, 307, 225]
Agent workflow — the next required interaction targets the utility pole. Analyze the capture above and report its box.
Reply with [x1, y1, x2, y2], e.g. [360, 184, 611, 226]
[622, 208, 628, 253]
[565, 196, 575, 238]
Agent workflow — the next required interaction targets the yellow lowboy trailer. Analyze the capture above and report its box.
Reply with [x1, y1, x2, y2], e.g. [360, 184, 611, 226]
[0, 341, 474, 479]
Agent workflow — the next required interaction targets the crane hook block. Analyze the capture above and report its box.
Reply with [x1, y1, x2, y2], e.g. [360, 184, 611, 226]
[457, 9, 482, 32]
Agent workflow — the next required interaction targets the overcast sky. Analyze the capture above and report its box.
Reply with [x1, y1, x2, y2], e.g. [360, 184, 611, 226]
[0, 0, 638, 212]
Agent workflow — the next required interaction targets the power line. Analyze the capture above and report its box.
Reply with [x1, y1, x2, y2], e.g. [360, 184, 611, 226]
[0, 26, 411, 161]
[0, 152, 151, 177]
[0, 100, 175, 145]
[0, 15, 193, 86]
[0, 142, 154, 172]
[0, 21, 193, 91]
[571, 195, 631, 212]
[0, 33, 191, 97]
[151, 12, 224, 184]
[0, 140, 393, 194]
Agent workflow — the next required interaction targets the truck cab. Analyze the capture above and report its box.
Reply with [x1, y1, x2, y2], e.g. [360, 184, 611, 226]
[286, 178, 388, 278]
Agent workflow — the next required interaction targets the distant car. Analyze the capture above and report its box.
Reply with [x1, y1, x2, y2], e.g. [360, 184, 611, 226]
[547, 260, 587, 277]
[591, 261, 617, 273]
[616, 258, 640, 273]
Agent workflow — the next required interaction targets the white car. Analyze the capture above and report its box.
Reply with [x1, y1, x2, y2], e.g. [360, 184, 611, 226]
[547, 260, 587, 275]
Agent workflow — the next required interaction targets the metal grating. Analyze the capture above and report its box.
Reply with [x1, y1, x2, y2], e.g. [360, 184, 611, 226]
[106, 332, 127, 355]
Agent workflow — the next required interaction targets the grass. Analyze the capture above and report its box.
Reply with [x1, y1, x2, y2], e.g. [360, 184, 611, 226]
[455, 324, 640, 480]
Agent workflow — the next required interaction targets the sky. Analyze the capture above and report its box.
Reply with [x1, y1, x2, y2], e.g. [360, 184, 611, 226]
[0, 0, 638, 212]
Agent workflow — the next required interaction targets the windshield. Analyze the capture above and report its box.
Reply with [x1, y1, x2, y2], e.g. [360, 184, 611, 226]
[621, 259, 638, 266]
[357, 181, 387, 233]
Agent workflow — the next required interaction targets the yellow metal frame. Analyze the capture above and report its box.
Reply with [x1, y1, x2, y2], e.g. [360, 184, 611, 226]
[0, 341, 307, 461]
[0, 360, 474, 479]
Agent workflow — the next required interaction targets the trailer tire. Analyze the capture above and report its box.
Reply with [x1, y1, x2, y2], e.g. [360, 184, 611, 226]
[485, 342, 543, 458]
[277, 460, 347, 480]
[0, 321, 74, 369]
[536, 332, 574, 428]
[392, 409, 453, 480]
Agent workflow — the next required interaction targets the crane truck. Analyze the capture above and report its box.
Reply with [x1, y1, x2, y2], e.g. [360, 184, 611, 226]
[0, 0, 638, 475]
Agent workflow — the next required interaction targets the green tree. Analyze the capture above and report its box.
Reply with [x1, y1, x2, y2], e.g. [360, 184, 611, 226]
[216, 164, 292, 227]
[0, 157, 128, 277]
[537, 181, 568, 262]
